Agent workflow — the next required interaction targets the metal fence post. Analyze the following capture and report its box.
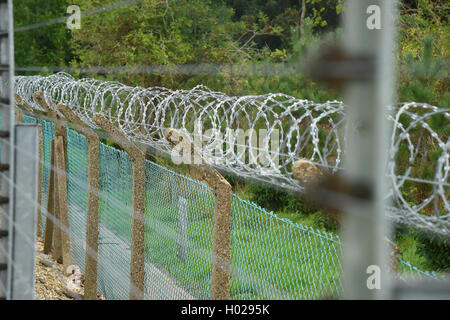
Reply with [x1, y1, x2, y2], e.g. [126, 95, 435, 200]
[14, 94, 46, 240]
[57, 103, 100, 300]
[10, 124, 39, 299]
[165, 128, 232, 300]
[0, 0, 16, 300]
[340, 0, 397, 299]
[36, 124, 43, 238]
[92, 113, 146, 300]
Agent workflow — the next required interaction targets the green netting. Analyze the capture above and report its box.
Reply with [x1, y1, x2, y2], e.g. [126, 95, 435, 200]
[230, 197, 342, 299]
[35, 118, 442, 300]
[39, 119, 55, 235]
[66, 129, 89, 273]
[97, 142, 133, 300]
[398, 259, 445, 281]
[22, 114, 37, 124]
[144, 161, 214, 299]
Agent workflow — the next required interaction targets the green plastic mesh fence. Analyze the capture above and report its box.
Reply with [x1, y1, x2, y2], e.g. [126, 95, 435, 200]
[22, 114, 37, 124]
[66, 129, 89, 273]
[39, 119, 55, 235]
[230, 196, 343, 299]
[34, 118, 442, 300]
[97, 142, 133, 299]
[398, 259, 445, 281]
[144, 161, 214, 299]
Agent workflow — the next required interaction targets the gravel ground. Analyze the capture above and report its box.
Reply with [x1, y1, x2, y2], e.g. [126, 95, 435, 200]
[34, 237, 84, 300]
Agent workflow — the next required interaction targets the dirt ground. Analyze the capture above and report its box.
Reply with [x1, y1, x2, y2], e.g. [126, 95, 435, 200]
[34, 237, 84, 300]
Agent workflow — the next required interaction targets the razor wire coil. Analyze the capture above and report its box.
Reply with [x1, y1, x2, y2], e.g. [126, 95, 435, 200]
[15, 73, 449, 236]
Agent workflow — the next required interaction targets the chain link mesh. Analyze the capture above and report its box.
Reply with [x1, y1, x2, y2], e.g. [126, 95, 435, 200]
[230, 196, 343, 299]
[38, 118, 55, 236]
[29, 117, 442, 300]
[144, 161, 213, 299]
[97, 142, 133, 299]
[66, 129, 89, 274]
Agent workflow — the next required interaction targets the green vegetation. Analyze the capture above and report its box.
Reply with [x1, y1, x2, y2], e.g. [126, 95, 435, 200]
[71, 137, 342, 299]
[15, 0, 449, 275]
[14, 0, 75, 72]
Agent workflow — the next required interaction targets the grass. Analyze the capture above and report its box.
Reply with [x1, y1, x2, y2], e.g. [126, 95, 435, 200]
[396, 233, 429, 270]
[231, 169, 447, 275]
[63, 135, 343, 300]
[91, 152, 343, 299]
[59, 127, 442, 300]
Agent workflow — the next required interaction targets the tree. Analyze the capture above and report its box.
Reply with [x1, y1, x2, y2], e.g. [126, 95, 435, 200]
[399, 36, 449, 107]
[398, 0, 449, 58]
[225, 0, 342, 51]
[14, 0, 74, 72]
[70, 0, 256, 89]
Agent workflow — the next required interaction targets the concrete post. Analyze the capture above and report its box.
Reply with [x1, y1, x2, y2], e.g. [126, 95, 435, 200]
[54, 135, 71, 269]
[43, 140, 55, 254]
[52, 156, 63, 263]
[165, 128, 232, 300]
[14, 108, 22, 123]
[33, 91, 67, 140]
[57, 103, 100, 300]
[14, 93, 34, 114]
[92, 113, 146, 300]
[14, 93, 48, 240]
[34, 91, 70, 265]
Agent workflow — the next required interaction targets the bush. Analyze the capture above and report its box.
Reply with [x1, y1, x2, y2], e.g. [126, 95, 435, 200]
[394, 223, 450, 272]
[413, 230, 450, 272]
[248, 182, 300, 212]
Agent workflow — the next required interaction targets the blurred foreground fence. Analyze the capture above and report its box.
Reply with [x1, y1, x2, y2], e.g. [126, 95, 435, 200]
[19, 112, 442, 300]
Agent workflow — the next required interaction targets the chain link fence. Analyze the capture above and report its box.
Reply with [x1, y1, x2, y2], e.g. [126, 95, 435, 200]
[22, 113, 442, 300]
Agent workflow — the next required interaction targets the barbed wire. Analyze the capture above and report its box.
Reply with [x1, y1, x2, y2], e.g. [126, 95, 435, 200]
[14, 73, 449, 236]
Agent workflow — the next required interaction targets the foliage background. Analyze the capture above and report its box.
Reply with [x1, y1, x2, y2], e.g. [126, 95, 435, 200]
[13, 0, 449, 271]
